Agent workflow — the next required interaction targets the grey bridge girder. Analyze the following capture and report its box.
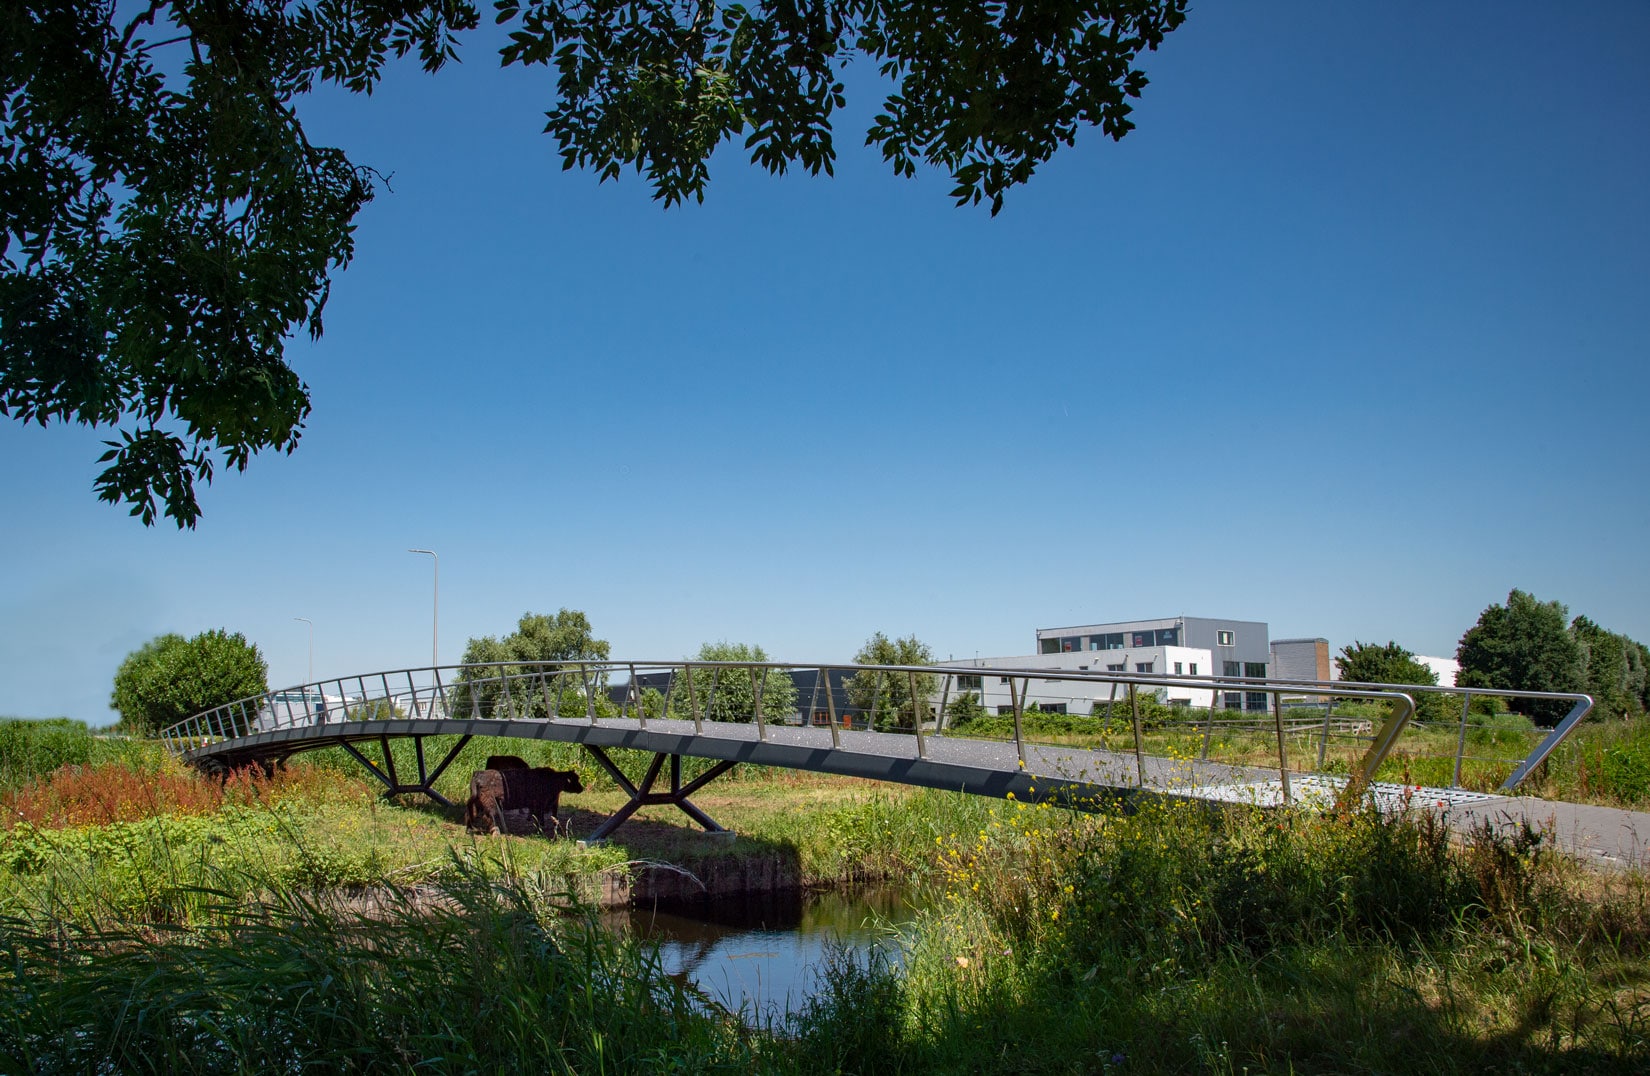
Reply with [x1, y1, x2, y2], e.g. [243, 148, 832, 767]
[183, 715, 1149, 815]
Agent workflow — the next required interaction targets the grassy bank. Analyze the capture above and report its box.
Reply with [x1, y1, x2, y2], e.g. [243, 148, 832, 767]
[2, 739, 1648, 1072]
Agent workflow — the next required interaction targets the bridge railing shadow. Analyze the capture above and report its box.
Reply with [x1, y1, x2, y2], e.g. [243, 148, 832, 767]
[160, 661, 1591, 804]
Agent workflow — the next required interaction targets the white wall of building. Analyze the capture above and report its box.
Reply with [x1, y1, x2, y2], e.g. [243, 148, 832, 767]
[937, 647, 1218, 714]
[1415, 656, 1460, 687]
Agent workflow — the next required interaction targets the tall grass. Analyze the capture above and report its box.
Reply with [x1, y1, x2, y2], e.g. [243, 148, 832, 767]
[0, 718, 165, 791]
[0, 864, 758, 1074]
[1532, 714, 1650, 806]
[787, 797, 1650, 1073]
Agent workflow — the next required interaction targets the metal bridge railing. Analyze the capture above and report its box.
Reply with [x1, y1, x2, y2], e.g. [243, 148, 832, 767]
[160, 661, 1447, 806]
[1193, 673, 1593, 793]
[159, 660, 1593, 800]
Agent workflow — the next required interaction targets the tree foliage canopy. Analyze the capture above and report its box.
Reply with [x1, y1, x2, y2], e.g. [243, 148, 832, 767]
[1456, 590, 1586, 725]
[845, 631, 935, 730]
[109, 628, 268, 736]
[668, 641, 797, 724]
[452, 609, 610, 718]
[1571, 615, 1650, 720]
[3, 0, 1187, 525]
[1333, 640, 1451, 723]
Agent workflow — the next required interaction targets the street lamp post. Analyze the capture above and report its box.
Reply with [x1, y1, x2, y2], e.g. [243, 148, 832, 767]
[294, 617, 314, 682]
[408, 549, 438, 668]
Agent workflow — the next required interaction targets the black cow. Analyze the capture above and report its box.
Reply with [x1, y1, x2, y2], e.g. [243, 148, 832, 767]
[465, 767, 584, 837]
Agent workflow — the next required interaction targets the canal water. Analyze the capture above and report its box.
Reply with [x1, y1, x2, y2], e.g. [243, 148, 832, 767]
[609, 884, 923, 1020]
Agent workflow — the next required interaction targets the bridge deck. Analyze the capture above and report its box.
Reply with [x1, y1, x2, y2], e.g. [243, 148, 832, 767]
[188, 713, 1268, 805]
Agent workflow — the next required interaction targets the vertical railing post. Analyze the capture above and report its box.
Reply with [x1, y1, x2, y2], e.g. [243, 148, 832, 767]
[752, 666, 766, 741]
[1272, 691, 1292, 805]
[824, 668, 841, 748]
[909, 670, 927, 759]
[541, 670, 558, 720]
[1200, 686, 1215, 760]
[500, 669, 519, 720]
[1453, 691, 1472, 788]
[581, 664, 597, 723]
[1102, 679, 1119, 749]
[806, 670, 822, 730]
[1011, 677, 1026, 768]
[688, 667, 704, 733]
[1317, 693, 1334, 770]
[407, 671, 422, 719]
[869, 672, 882, 732]
[1128, 683, 1146, 787]
[631, 663, 644, 728]
[704, 667, 719, 731]
[935, 674, 952, 734]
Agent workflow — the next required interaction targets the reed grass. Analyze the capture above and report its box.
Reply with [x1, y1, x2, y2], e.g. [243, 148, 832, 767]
[2, 740, 1646, 1072]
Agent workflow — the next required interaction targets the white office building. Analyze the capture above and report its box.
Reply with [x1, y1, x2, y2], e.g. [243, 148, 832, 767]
[936, 615, 1273, 715]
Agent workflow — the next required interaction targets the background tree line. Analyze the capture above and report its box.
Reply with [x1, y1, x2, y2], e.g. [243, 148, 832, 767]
[1337, 589, 1648, 726]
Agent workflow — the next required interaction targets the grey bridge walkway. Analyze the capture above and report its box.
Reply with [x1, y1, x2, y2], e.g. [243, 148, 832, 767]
[162, 660, 1640, 859]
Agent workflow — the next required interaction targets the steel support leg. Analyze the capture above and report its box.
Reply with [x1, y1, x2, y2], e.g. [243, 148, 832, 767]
[339, 734, 469, 807]
[582, 745, 737, 841]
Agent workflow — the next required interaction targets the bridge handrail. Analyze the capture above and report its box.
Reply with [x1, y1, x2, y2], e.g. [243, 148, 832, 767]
[160, 660, 1428, 807]
[1185, 672, 1593, 792]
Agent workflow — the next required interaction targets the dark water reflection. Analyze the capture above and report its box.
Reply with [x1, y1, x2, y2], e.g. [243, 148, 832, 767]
[609, 884, 922, 1020]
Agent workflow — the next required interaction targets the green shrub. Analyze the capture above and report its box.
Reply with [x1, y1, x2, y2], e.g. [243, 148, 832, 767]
[110, 630, 268, 736]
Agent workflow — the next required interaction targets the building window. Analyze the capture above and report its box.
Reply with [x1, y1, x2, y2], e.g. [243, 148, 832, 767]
[999, 677, 1011, 684]
[1246, 691, 1269, 711]
[957, 675, 983, 692]
[1189, 663, 1198, 675]
[1157, 627, 1180, 646]
[1041, 638, 1060, 655]
[1088, 639, 1101, 650]
[997, 705, 1016, 715]
[1223, 660, 1241, 677]
[1244, 662, 1267, 679]
[1130, 631, 1151, 648]
[1104, 633, 1125, 650]
[1033, 703, 1068, 715]
[1173, 662, 1183, 675]
[1222, 692, 1242, 710]
[1136, 662, 1154, 674]
[1217, 630, 1234, 646]
[1107, 663, 1125, 672]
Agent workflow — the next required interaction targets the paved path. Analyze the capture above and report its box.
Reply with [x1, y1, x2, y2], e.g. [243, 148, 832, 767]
[1429, 795, 1649, 869]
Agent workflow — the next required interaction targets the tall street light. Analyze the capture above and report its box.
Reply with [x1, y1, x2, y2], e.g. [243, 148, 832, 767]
[408, 549, 438, 667]
[293, 617, 314, 682]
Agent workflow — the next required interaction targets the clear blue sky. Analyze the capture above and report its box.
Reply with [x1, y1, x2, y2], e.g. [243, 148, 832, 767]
[3, 1, 1647, 724]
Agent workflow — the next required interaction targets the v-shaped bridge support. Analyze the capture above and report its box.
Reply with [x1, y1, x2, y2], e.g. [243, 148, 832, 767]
[581, 745, 737, 842]
[339, 734, 473, 807]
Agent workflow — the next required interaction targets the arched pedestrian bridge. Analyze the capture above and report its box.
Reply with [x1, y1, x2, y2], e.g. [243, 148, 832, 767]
[161, 661, 1593, 842]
